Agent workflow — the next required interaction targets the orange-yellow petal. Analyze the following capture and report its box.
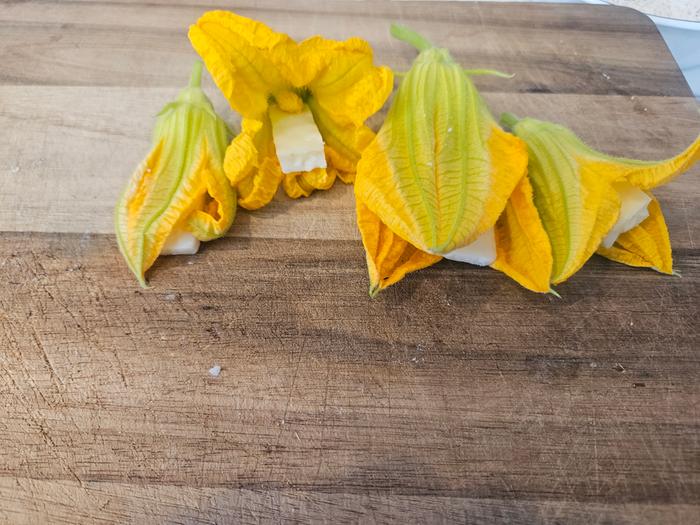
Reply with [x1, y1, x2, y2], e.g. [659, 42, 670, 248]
[297, 36, 394, 127]
[189, 11, 294, 119]
[491, 175, 553, 293]
[282, 167, 335, 199]
[323, 144, 355, 184]
[356, 199, 442, 296]
[477, 125, 530, 239]
[235, 156, 283, 210]
[186, 153, 237, 242]
[308, 98, 376, 177]
[592, 134, 700, 190]
[597, 194, 674, 274]
[224, 117, 284, 210]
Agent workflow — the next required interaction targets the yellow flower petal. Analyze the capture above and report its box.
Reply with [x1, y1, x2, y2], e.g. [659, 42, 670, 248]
[590, 134, 700, 190]
[491, 175, 553, 293]
[307, 98, 375, 177]
[189, 11, 294, 119]
[356, 198, 442, 296]
[235, 156, 283, 210]
[185, 154, 237, 241]
[282, 173, 313, 199]
[281, 167, 335, 199]
[597, 194, 674, 274]
[223, 117, 283, 210]
[325, 144, 356, 184]
[479, 125, 530, 240]
[298, 36, 394, 127]
[191, 11, 392, 205]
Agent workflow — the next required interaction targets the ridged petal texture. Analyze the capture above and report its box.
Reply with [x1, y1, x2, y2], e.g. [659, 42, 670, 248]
[507, 115, 699, 284]
[223, 117, 282, 210]
[354, 26, 548, 295]
[597, 194, 673, 274]
[115, 64, 235, 286]
[189, 11, 393, 207]
[491, 175, 553, 293]
[355, 47, 528, 256]
[356, 200, 442, 297]
[188, 11, 294, 120]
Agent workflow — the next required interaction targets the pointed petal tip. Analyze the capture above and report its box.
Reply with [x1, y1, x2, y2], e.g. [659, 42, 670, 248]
[369, 284, 381, 298]
[136, 273, 149, 289]
[548, 288, 562, 299]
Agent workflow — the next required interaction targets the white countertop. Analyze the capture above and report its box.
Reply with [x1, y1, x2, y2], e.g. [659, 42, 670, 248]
[605, 1, 700, 22]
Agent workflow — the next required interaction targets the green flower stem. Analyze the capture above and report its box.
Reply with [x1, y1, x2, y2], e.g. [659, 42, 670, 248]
[500, 112, 521, 130]
[390, 23, 433, 52]
[189, 61, 203, 88]
[463, 68, 514, 79]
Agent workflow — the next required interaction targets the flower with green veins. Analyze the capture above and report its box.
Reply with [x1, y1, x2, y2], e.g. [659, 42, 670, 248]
[189, 10, 393, 210]
[501, 113, 700, 283]
[115, 62, 236, 287]
[355, 24, 552, 295]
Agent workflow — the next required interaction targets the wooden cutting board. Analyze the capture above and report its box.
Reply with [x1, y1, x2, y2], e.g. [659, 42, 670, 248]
[1, 1, 698, 523]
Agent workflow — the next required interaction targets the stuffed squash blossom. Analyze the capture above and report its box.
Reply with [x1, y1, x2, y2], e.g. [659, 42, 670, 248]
[355, 25, 552, 296]
[115, 62, 235, 287]
[501, 113, 700, 282]
[189, 11, 393, 209]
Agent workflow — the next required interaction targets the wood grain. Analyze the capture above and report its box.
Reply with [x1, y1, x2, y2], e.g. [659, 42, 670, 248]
[1, 1, 699, 523]
[0, 0, 690, 95]
[2, 480, 699, 525]
[2, 89, 699, 242]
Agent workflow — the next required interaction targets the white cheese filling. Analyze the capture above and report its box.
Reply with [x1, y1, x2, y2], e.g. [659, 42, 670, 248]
[270, 105, 327, 174]
[601, 182, 651, 249]
[440, 228, 497, 267]
[161, 229, 200, 255]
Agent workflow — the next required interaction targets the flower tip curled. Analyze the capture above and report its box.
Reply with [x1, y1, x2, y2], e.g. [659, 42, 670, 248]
[507, 116, 700, 285]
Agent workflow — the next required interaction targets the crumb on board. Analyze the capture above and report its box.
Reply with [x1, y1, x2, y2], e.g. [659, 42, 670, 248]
[209, 365, 221, 377]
